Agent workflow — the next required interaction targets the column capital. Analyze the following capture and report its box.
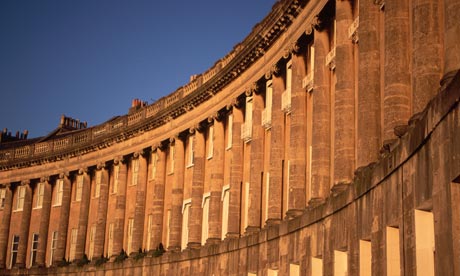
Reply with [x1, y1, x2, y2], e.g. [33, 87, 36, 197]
[0, 183, 11, 188]
[245, 82, 258, 96]
[283, 41, 300, 59]
[113, 156, 127, 165]
[40, 176, 50, 183]
[265, 64, 280, 80]
[78, 167, 89, 175]
[20, 180, 30, 186]
[227, 97, 243, 110]
[59, 171, 70, 179]
[96, 162, 106, 170]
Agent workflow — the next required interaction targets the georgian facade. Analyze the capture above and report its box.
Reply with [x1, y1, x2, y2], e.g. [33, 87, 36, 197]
[0, 0, 459, 275]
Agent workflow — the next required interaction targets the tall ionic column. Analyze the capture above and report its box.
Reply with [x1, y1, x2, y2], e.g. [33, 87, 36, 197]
[36, 176, 52, 267]
[168, 136, 185, 252]
[75, 168, 91, 260]
[0, 184, 13, 268]
[310, 26, 332, 206]
[188, 127, 205, 248]
[357, 0, 381, 168]
[334, 0, 355, 187]
[442, 0, 460, 85]
[383, 0, 411, 142]
[151, 146, 166, 249]
[54, 172, 71, 264]
[112, 157, 127, 256]
[131, 150, 149, 253]
[16, 181, 32, 268]
[93, 163, 109, 259]
[227, 101, 243, 238]
[207, 115, 225, 244]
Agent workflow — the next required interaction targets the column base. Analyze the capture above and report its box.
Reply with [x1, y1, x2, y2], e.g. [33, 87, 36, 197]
[394, 125, 409, 138]
[285, 209, 304, 220]
[331, 182, 350, 196]
[264, 218, 281, 227]
[186, 242, 201, 250]
[167, 245, 181, 253]
[440, 69, 458, 88]
[224, 232, 240, 240]
[244, 226, 260, 236]
[205, 238, 221, 246]
[380, 139, 398, 155]
[308, 198, 325, 208]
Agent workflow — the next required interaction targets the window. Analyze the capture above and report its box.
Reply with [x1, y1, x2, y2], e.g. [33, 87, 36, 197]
[226, 114, 233, 150]
[165, 210, 171, 249]
[89, 225, 96, 259]
[146, 214, 152, 251]
[49, 231, 58, 266]
[290, 264, 300, 276]
[311, 257, 323, 276]
[267, 269, 278, 276]
[69, 228, 77, 261]
[35, 182, 44, 208]
[243, 182, 250, 230]
[127, 218, 134, 254]
[16, 186, 25, 211]
[30, 233, 39, 267]
[95, 171, 101, 198]
[334, 250, 348, 276]
[187, 136, 194, 167]
[10, 235, 19, 268]
[169, 144, 175, 174]
[207, 126, 214, 159]
[360, 240, 372, 276]
[107, 223, 114, 257]
[131, 158, 139, 186]
[415, 210, 435, 276]
[150, 152, 158, 180]
[386, 227, 401, 276]
[181, 199, 191, 250]
[54, 179, 63, 206]
[112, 165, 119, 194]
[0, 188, 6, 208]
[264, 173, 270, 223]
[201, 193, 210, 245]
[221, 185, 230, 240]
[75, 175, 83, 202]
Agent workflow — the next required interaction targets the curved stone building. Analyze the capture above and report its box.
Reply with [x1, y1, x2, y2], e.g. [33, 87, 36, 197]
[1, 0, 460, 275]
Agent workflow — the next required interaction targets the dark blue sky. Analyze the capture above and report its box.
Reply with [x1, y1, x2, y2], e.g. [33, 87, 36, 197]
[0, 0, 275, 138]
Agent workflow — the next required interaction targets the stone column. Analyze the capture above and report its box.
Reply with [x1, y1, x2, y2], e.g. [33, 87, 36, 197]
[75, 169, 91, 260]
[93, 164, 109, 259]
[334, 0, 355, 187]
[132, 151, 148, 253]
[188, 128, 205, 248]
[442, 0, 460, 85]
[207, 116, 225, 243]
[54, 172, 71, 264]
[151, 146, 166, 249]
[412, 0, 442, 113]
[168, 136, 185, 252]
[357, 0, 381, 168]
[0, 184, 12, 268]
[288, 47, 308, 216]
[112, 157, 127, 256]
[310, 27, 331, 205]
[36, 176, 52, 266]
[16, 181, 32, 268]
[227, 102, 243, 238]
[383, 0, 411, 142]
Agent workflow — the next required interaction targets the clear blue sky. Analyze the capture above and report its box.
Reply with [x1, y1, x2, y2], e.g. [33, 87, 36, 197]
[0, 0, 275, 138]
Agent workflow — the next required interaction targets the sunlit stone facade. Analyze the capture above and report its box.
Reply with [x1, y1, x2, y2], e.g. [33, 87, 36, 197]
[1, 0, 460, 275]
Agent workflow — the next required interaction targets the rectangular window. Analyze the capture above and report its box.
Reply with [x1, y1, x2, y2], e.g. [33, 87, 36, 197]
[89, 225, 96, 259]
[243, 182, 250, 230]
[221, 185, 230, 240]
[146, 214, 153, 251]
[360, 240, 372, 276]
[127, 218, 134, 254]
[10, 235, 19, 268]
[165, 210, 171, 249]
[54, 179, 63, 206]
[386, 227, 401, 276]
[95, 171, 101, 198]
[415, 210, 435, 276]
[112, 165, 119, 194]
[0, 188, 6, 208]
[334, 250, 348, 276]
[207, 126, 214, 159]
[69, 228, 77, 261]
[264, 172, 270, 223]
[226, 114, 233, 150]
[290, 264, 300, 276]
[286, 60, 292, 93]
[30, 233, 39, 267]
[131, 158, 139, 186]
[49, 231, 58, 266]
[267, 269, 278, 276]
[150, 152, 158, 180]
[187, 135, 194, 167]
[169, 144, 175, 174]
[181, 199, 191, 250]
[311, 257, 323, 276]
[16, 186, 25, 211]
[201, 193, 210, 245]
[75, 175, 83, 202]
[242, 97, 253, 142]
[107, 223, 114, 257]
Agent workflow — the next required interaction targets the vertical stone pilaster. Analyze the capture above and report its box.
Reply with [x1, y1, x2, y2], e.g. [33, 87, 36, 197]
[207, 117, 225, 243]
[0, 184, 12, 268]
[113, 157, 127, 256]
[36, 177, 52, 266]
[152, 147, 166, 249]
[132, 151, 148, 253]
[168, 136, 185, 252]
[75, 169, 91, 260]
[93, 164, 109, 258]
[442, 0, 460, 85]
[357, 0, 381, 168]
[188, 129, 205, 248]
[310, 27, 331, 205]
[16, 181, 32, 268]
[383, 0, 411, 142]
[55, 172, 71, 263]
[334, 0, 355, 187]
[227, 103, 243, 238]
